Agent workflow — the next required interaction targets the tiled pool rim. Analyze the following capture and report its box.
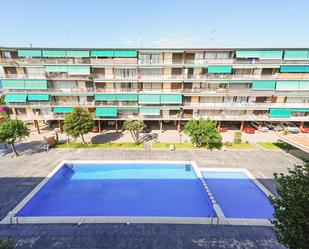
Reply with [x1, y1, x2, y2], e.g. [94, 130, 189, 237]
[1, 160, 274, 226]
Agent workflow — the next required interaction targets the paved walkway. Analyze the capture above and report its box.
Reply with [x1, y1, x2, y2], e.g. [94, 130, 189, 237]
[0, 142, 304, 248]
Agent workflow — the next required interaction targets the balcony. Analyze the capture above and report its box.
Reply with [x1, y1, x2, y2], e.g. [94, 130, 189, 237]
[184, 102, 309, 110]
[0, 73, 46, 79]
[8, 113, 309, 122]
[93, 74, 138, 81]
[0, 57, 138, 66]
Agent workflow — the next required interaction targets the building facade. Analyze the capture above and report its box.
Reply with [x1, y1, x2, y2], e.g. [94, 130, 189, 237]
[0, 47, 308, 131]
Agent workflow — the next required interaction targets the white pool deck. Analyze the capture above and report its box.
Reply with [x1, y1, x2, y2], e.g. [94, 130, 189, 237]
[1, 160, 274, 226]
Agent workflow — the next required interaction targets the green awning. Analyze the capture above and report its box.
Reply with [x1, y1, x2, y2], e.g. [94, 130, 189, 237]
[45, 65, 68, 72]
[291, 108, 309, 112]
[91, 50, 114, 57]
[235, 50, 260, 58]
[139, 50, 184, 53]
[258, 50, 283, 59]
[160, 94, 182, 104]
[276, 81, 300, 91]
[67, 66, 91, 75]
[96, 108, 118, 117]
[113, 50, 137, 57]
[284, 50, 309, 60]
[299, 81, 309, 90]
[4, 94, 27, 103]
[252, 81, 276, 91]
[24, 80, 48, 90]
[139, 107, 161, 116]
[53, 107, 73, 113]
[2, 80, 25, 89]
[235, 50, 283, 59]
[116, 94, 138, 101]
[184, 65, 208, 68]
[65, 50, 90, 57]
[18, 50, 42, 57]
[138, 94, 160, 104]
[2, 80, 47, 90]
[27, 94, 50, 101]
[42, 50, 66, 57]
[280, 65, 309, 73]
[269, 109, 291, 118]
[208, 65, 232, 74]
[95, 94, 117, 101]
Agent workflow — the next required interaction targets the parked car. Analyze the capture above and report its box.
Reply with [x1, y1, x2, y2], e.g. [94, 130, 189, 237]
[243, 127, 255, 134]
[264, 121, 283, 131]
[92, 127, 99, 133]
[281, 122, 299, 133]
[250, 121, 269, 132]
[301, 127, 309, 133]
[219, 127, 228, 132]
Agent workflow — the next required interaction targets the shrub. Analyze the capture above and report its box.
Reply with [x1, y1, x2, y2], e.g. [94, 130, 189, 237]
[233, 131, 242, 144]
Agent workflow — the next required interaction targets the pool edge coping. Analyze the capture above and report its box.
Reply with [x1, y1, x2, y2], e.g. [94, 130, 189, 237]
[1, 161, 273, 226]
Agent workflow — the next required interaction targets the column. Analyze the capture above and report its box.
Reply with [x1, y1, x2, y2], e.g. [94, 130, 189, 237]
[299, 122, 304, 129]
[115, 121, 118, 133]
[159, 121, 163, 132]
[33, 120, 40, 134]
[240, 121, 244, 131]
[58, 120, 63, 133]
[98, 120, 101, 133]
[177, 121, 181, 133]
[217, 121, 221, 129]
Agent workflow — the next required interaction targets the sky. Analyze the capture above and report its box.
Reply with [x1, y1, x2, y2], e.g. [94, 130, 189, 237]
[1, 0, 309, 48]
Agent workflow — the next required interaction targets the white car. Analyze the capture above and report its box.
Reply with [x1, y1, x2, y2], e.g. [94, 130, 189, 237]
[281, 122, 299, 133]
[250, 121, 269, 132]
[264, 121, 283, 131]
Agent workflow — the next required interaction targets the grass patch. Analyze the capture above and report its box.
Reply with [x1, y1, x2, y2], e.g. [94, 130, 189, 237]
[257, 142, 288, 151]
[53, 142, 144, 149]
[152, 142, 213, 149]
[226, 143, 256, 150]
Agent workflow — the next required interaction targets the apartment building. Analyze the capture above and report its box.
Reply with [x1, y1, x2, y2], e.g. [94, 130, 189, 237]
[0, 47, 308, 132]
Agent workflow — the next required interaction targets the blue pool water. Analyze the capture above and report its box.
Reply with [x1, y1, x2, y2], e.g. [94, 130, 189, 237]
[203, 171, 274, 219]
[17, 163, 215, 217]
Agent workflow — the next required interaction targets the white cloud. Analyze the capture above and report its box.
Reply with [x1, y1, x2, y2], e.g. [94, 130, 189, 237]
[149, 33, 205, 48]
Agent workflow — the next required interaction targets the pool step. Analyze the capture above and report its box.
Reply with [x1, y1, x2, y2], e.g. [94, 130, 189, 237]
[199, 177, 225, 219]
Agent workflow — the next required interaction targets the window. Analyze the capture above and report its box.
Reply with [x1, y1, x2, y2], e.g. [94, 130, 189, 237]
[139, 53, 162, 64]
[115, 69, 137, 78]
[26, 67, 45, 76]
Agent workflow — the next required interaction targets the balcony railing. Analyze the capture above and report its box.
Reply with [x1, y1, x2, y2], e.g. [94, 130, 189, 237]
[2, 72, 309, 81]
[8, 113, 309, 122]
[0, 57, 137, 65]
[0, 73, 46, 79]
[184, 102, 309, 109]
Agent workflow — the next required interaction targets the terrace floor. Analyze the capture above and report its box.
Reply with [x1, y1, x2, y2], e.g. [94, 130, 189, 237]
[0, 142, 304, 248]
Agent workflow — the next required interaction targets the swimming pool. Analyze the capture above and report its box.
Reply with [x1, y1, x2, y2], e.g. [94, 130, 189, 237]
[2, 161, 274, 225]
[11, 161, 216, 222]
[202, 169, 274, 220]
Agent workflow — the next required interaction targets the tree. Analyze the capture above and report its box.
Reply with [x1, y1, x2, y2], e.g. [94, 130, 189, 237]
[184, 118, 222, 148]
[63, 108, 94, 143]
[233, 131, 242, 144]
[0, 95, 5, 105]
[0, 119, 30, 156]
[270, 163, 309, 249]
[122, 120, 145, 143]
[0, 238, 14, 249]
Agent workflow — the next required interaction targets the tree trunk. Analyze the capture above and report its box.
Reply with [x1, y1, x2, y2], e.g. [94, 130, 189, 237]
[135, 131, 139, 143]
[11, 142, 19, 157]
[130, 131, 137, 143]
[81, 134, 85, 144]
